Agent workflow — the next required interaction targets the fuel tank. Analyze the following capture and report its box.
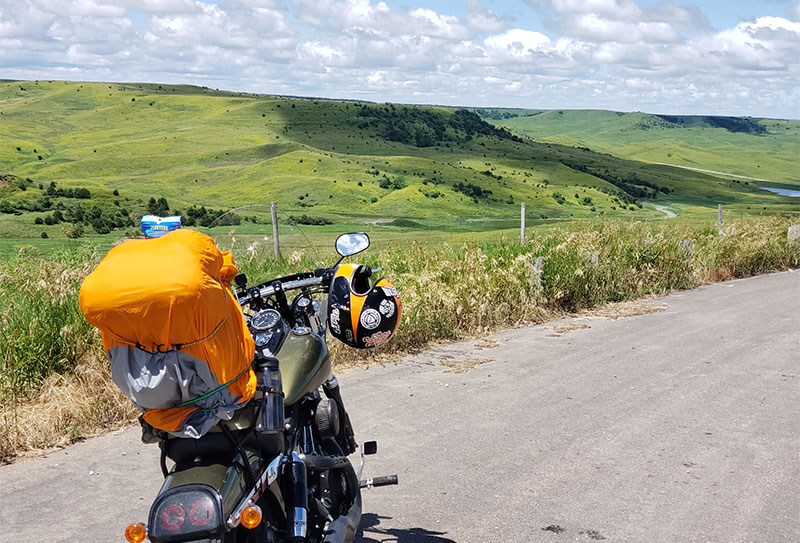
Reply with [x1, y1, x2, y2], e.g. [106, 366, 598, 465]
[277, 329, 331, 406]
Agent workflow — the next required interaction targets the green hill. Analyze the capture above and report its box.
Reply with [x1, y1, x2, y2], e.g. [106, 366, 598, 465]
[479, 108, 800, 184]
[1, 81, 797, 249]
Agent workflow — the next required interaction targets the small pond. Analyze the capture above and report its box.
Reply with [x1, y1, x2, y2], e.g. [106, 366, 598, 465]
[760, 187, 800, 197]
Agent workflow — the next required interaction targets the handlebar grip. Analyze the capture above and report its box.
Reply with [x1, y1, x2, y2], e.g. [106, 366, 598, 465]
[370, 475, 398, 487]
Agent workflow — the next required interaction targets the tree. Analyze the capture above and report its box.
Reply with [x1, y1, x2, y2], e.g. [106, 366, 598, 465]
[157, 197, 169, 215]
[147, 196, 170, 216]
[65, 203, 85, 223]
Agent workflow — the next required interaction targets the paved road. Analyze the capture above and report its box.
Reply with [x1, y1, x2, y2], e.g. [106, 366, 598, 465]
[1, 271, 798, 543]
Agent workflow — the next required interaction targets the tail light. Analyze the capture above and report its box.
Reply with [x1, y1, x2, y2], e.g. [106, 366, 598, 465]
[147, 484, 223, 543]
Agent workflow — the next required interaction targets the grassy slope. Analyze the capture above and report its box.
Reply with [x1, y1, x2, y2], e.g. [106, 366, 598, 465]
[483, 108, 800, 185]
[1, 81, 798, 254]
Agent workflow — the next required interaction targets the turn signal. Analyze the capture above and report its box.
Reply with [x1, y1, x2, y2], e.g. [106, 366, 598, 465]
[240, 505, 262, 529]
[124, 522, 147, 543]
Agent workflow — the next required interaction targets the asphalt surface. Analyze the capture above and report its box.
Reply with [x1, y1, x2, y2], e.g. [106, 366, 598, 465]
[1, 271, 798, 543]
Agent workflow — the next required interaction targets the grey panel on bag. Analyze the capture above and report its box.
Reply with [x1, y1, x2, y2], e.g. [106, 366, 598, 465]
[108, 346, 244, 438]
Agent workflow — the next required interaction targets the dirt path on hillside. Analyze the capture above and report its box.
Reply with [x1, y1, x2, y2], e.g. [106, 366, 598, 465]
[655, 162, 790, 184]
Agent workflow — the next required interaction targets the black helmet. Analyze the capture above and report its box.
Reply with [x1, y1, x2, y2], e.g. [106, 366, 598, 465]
[327, 263, 401, 349]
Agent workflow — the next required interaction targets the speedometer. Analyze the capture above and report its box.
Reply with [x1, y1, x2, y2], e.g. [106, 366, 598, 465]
[250, 309, 281, 332]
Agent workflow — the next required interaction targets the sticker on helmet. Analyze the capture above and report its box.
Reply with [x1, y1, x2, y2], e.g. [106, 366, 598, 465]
[379, 299, 395, 318]
[346, 329, 354, 342]
[381, 286, 399, 297]
[363, 330, 392, 348]
[360, 309, 381, 330]
[330, 308, 341, 334]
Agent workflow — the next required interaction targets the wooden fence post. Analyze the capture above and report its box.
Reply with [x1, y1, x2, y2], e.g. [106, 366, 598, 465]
[271, 201, 281, 260]
[528, 256, 544, 287]
[521, 202, 526, 245]
[679, 239, 694, 260]
[788, 225, 800, 244]
[718, 204, 723, 231]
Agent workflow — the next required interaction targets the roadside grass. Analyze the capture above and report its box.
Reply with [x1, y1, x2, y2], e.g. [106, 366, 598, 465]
[1, 216, 797, 462]
[0, 248, 100, 401]
[0, 352, 137, 462]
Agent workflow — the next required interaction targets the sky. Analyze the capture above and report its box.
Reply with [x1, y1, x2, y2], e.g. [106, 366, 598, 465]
[1, 0, 799, 118]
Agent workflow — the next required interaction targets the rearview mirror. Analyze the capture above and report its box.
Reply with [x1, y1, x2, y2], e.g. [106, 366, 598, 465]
[335, 232, 370, 257]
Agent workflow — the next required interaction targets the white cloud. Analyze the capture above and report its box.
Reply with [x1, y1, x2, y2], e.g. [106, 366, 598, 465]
[105, 0, 199, 14]
[465, 0, 507, 33]
[689, 16, 800, 72]
[552, 0, 642, 21]
[1, 0, 798, 117]
[0, 3, 55, 39]
[569, 14, 679, 43]
[647, 1, 709, 32]
[409, 8, 470, 40]
[545, 0, 708, 42]
[484, 29, 551, 56]
[26, 0, 127, 18]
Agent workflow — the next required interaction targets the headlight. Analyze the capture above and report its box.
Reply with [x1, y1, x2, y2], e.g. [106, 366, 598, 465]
[148, 484, 223, 542]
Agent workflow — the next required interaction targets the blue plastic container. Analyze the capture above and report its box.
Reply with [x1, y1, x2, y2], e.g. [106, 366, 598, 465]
[141, 215, 182, 238]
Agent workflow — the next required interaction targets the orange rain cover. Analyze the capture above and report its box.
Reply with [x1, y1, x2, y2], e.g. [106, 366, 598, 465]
[79, 229, 255, 437]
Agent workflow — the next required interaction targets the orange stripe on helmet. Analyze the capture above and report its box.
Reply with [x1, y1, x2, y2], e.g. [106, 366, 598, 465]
[333, 263, 364, 335]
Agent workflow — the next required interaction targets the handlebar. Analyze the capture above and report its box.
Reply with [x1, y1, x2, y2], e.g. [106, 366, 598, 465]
[236, 265, 382, 307]
[237, 276, 324, 306]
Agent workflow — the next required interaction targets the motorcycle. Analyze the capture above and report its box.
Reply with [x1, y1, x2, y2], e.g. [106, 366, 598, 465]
[122, 232, 399, 543]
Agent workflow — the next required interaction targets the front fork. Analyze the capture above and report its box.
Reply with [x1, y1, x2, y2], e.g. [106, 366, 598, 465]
[284, 374, 355, 542]
[322, 375, 357, 455]
[283, 373, 350, 543]
[285, 452, 308, 542]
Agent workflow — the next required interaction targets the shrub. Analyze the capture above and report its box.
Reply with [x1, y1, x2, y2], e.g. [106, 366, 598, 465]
[288, 214, 333, 226]
[453, 182, 491, 200]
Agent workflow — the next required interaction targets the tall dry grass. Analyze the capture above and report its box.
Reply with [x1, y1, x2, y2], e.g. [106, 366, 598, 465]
[351, 217, 798, 358]
[1, 217, 798, 461]
[0, 352, 137, 461]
